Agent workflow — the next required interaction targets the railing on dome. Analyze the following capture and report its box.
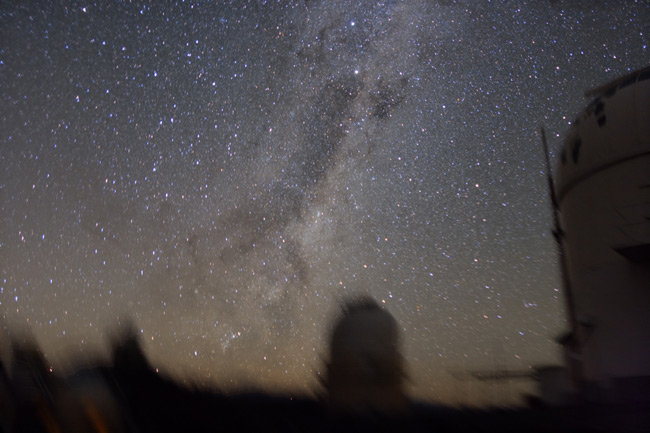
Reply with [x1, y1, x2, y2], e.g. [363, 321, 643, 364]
[584, 65, 650, 98]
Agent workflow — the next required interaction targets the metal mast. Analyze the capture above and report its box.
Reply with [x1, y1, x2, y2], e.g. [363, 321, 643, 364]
[540, 127, 583, 387]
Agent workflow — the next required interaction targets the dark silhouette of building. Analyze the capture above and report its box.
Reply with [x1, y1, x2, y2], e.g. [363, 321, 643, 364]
[322, 297, 409, 416]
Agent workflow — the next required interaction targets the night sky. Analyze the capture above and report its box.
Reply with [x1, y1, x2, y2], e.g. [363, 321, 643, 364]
[1, 1, 649, 406]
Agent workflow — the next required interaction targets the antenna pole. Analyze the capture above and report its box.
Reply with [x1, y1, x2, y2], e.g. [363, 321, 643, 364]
[540, 126, 583, 389]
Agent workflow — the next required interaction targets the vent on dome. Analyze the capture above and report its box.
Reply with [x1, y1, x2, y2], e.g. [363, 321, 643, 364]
[614, 243, 650, 262]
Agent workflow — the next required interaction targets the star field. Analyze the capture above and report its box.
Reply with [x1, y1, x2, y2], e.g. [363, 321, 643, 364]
[1, 1, 649, 406]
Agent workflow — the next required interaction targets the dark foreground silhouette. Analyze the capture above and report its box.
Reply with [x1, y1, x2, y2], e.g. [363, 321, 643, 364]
[1, 314, 648, 432]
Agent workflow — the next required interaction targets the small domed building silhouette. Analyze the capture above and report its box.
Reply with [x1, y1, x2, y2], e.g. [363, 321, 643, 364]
[323, 297, 408, 415]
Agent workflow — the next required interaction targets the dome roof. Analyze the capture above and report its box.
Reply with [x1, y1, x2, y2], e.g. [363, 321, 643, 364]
[556, 66, 650, 202]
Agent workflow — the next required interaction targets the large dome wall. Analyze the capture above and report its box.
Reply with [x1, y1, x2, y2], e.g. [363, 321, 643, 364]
[556, 67, 650, 392]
